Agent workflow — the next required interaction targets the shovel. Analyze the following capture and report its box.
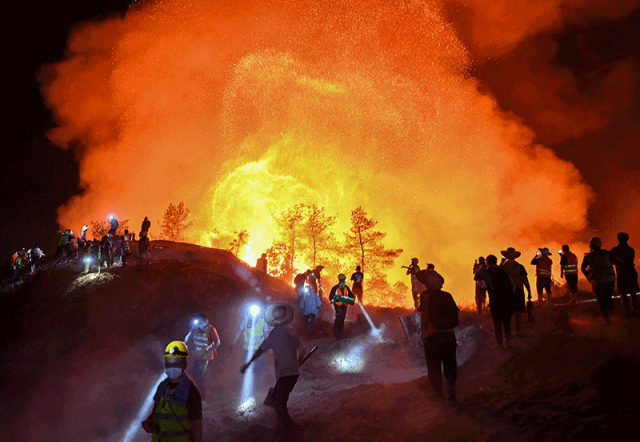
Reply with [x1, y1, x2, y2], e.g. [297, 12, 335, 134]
[264, 345, 318, 407]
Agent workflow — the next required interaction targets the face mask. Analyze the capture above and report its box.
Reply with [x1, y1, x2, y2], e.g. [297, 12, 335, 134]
[339, 282, 345, 288]
[165, 367, 183, 380]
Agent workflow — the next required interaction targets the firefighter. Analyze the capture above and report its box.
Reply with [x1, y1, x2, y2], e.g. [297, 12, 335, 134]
[581, 237, 616, 324]
[233, 304, 270, 389]
[404, 258, 426, 309]
[329, 274, 355, 339]
[184, 314, 220, 402]
[350, 265, 364, 304]
[501, 247, 532, 336]
[559, 245, 579, 303]
[77, 225, 89, 249]
[256, 253, 268, 274]
[142, 341, 202, 442]
[108, 215, 119, 235]
[610, 232, 640, 316]
[59, 229, 75, 256]
[531, 247, 553, 307]
[120, 229, 131, 265]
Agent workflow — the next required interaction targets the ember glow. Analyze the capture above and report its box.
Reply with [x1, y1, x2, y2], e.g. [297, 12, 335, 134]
[41, 0, 595, 305]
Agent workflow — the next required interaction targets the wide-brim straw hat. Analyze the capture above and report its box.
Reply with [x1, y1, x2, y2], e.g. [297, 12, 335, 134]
[416, 270, 445, 290]
[538, 247, 552, 256]
[501, 247, 521, 260]
[265, 302, 294, 326]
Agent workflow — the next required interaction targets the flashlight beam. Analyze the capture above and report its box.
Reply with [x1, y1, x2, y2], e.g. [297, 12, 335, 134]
[358, 302, 377, 331]
[122, 373, 166, 442]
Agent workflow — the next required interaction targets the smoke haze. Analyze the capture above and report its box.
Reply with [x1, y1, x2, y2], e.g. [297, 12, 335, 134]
[39, 0, 638, 303]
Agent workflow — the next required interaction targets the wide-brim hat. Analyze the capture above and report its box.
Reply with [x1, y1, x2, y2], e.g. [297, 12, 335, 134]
[265, 302, 294, 326]
[416, 269, 445, 290]
[501, 247, 521, 259]
[538, 247, 552, 256]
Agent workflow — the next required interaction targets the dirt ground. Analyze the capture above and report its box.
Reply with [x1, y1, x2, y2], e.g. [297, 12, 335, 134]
[2, 243, 639, 442]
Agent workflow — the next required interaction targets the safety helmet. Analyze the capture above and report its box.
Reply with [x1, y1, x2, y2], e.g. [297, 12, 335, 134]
[338, 273, 346, 281]
[589, 237, 603, 248]
[192, 315, 209, 331]
[164, 341, 189, 358]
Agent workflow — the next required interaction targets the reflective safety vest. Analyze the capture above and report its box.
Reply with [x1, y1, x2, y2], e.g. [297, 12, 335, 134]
[536, 256, 553, 278]
[243, 317, 265, 351]
[122, 236, 130, 254]
[585, 250, 616, 285]
[190, 325, 215, 359]
[563, 251, 578, 275]
[60, 230, 73, 246]
[333, 286, 352, 306]
[152, 377, 193, 442]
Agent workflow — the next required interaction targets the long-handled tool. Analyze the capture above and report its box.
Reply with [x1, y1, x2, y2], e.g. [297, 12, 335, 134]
[263, 345, 318, 407]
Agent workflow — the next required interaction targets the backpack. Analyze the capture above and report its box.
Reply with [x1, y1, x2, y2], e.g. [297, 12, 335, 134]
[426, 290, 459, 330]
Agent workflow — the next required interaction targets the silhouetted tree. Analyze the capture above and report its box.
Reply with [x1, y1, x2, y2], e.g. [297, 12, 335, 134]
[303, 204, 336, 268]
[161, 202, 193, 241]
[274, 204, 306, 282]
[229, 229, 250, 256]
[344, 206, 402, 271]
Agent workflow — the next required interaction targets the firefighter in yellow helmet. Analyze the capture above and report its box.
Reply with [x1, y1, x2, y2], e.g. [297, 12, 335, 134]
[329, 274, 355, 339]
[141, 341, 203, 442]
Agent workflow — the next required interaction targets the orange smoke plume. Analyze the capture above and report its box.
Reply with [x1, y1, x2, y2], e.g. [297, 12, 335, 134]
[40, 0, 594, 305]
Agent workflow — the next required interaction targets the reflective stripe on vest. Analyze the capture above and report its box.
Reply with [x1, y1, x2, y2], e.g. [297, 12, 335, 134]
[151, 378, 192, 442]
[192, 326, 211, 357]
[334, 286, 350, 306]
[536, 256, 552, 278]
[243, 318, 265, 350]
[563, 252, 578, 275]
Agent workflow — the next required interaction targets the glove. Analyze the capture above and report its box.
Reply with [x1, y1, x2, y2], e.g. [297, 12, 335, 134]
[142, 418, 160, 434]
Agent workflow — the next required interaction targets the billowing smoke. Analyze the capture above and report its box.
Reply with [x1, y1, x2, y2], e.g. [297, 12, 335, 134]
[40, 0, 600, 303]
[445, 0, 640, 249]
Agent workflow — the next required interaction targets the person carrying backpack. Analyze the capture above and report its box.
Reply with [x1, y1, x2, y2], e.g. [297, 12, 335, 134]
[416, 269, 459, 401]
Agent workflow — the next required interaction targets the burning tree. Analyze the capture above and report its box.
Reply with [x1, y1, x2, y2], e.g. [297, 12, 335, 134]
[265, 241, 291, 279]
[345, 207, 402, 271]
[229, 229, 250, 256]
[160, 202, 193, 241]
[273, 204, 306, 282]
[90, 219, 129, 239]
[344, 206, 404, 305]
[303, 204, 337, 268]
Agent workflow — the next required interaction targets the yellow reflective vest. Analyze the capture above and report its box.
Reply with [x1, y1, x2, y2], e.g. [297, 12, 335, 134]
[152, 377, 193, 442]
[242, 316, 266, 351]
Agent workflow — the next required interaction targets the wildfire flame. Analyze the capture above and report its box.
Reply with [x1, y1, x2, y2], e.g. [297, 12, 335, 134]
[40, 0, 595, 306]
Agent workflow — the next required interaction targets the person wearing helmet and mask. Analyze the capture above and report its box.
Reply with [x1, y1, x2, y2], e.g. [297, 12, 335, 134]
[329, 274, 355, 339]
[184, 315, 220, 402]
[142, 341, 203, 442]
[581, 237, 616, 324]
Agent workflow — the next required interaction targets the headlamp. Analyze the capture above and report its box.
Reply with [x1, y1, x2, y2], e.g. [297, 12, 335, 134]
[250, 304, 260, 317]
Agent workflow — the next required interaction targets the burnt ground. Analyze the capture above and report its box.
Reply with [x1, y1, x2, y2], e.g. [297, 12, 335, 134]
[2, 242, 639, 441]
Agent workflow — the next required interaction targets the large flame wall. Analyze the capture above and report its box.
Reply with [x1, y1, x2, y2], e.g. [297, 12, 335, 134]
[40, 0, 594, 304]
